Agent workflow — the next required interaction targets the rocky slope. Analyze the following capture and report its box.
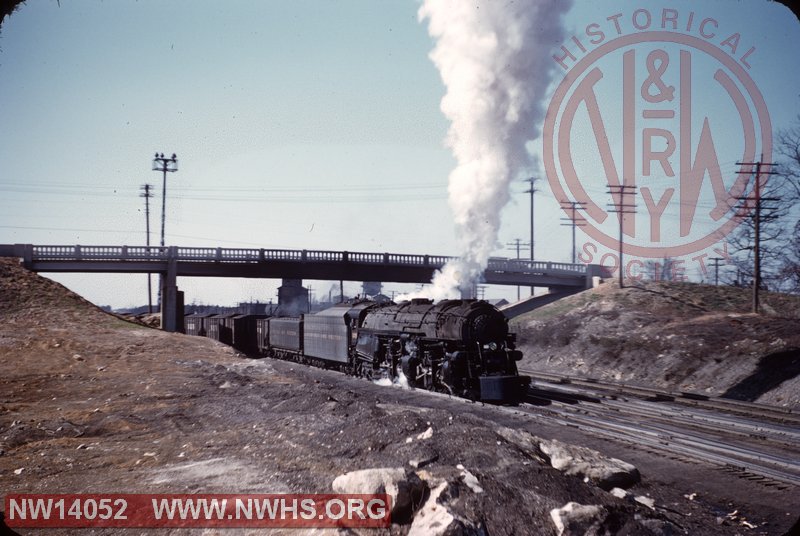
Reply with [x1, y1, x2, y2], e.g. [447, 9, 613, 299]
[512, 280, 800, 408]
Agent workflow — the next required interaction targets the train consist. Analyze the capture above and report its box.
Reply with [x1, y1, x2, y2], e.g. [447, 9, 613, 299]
[185, 299, 530, 403]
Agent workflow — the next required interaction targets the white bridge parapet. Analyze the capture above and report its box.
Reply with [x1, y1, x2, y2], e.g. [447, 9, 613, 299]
[15, 244, 588, 275]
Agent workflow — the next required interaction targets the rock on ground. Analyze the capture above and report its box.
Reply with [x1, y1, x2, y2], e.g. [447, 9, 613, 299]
[550, 502, 608, 536]
[332, 467, 426, 523]
[539, 438, 641, 491]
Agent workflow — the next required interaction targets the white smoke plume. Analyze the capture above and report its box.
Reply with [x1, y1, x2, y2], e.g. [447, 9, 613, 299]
[400, 0, 572, 301]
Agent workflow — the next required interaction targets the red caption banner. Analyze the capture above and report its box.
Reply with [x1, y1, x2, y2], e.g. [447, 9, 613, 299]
[4, 493, 391, 528]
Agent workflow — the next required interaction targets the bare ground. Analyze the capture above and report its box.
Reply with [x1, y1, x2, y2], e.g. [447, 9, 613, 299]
[1, 259, 798, 535]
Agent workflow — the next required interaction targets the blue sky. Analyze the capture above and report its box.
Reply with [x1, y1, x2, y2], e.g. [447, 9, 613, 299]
[1, 0, 798, 308]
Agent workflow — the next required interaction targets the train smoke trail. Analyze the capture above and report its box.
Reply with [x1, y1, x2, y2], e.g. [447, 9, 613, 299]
[404, 0, 572, 301]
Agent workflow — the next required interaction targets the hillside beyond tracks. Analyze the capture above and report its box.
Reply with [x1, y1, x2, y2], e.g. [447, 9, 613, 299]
[513, 281, 800, 408]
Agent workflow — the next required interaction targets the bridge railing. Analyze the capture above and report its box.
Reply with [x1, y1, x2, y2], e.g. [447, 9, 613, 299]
[306, 250, 343, 262]
[23, 245, 587, 275]
[33, 245, 170, 260]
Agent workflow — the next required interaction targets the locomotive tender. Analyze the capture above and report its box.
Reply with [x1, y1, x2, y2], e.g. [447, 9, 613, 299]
[187, 298, 529, 403]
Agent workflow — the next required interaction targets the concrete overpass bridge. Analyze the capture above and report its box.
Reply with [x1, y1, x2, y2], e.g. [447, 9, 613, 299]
[0, 244, 604, 330]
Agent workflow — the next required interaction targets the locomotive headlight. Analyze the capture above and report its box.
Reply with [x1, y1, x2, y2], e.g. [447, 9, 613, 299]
[486, 342, 498, 351]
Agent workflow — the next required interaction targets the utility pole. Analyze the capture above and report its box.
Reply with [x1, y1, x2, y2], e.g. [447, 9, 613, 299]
[522, 177, 539, 296]
[506, 239, 531, 300]
[709, 257, 724, 286]
[152, 153, 179, 249]
[735, 158, 779, 313]
[152, 153, 178, 308]
[522, 177, 539, 261]
[139, 184, 154, 313]
[606, 185, 637, 288]
[559, 200, 587, 264]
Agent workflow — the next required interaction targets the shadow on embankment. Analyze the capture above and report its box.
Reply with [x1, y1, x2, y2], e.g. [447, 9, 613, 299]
[721, 349, 800, 402]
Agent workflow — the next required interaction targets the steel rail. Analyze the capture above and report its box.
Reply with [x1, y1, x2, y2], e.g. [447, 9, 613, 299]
[553, 401, 800, 470]
[517, 400, 800, 488]
[601, 398, 800, 444]
[519, 369, 799, 423]
[526, 379, 800, 443]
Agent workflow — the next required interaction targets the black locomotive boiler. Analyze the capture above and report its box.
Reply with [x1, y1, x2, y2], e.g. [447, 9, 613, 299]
[354, 299, 529, 402]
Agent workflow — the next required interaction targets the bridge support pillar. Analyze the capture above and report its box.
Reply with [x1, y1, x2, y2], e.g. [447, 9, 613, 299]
[160, 249, 184, 333]
[13, 244, 32, 267]
[584, 264, 608, 288]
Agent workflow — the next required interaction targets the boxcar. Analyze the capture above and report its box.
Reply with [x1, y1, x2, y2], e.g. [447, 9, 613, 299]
[206, 314, 235, 345]
[229, 314, 268, 354]
[184, 313, 214, 336]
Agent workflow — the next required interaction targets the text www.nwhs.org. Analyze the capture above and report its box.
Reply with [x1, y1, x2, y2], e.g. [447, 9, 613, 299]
[5, 494, 391, 528]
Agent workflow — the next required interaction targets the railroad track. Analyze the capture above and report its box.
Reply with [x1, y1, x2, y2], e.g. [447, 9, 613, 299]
[516, 370, 800, 489]
[519, 369, 800, 424]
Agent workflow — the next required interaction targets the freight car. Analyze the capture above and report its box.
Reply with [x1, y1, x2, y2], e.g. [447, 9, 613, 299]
[185, 299, 529, 403]
[186, 312, 267, 353]
[185, 313, 214, 336]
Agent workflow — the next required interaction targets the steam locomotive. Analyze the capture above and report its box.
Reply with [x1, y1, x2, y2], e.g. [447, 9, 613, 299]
[185, 299, 530, 403]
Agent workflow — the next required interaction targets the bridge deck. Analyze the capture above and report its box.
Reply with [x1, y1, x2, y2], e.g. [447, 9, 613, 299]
[0, 244, 594, 288]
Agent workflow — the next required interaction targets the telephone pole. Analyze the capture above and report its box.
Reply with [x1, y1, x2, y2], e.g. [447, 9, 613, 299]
[559, 200, 587, 264]
[522, 177, 539, 261]
[152, 153, 178, 308]
[139, 184, 154, 313]
[152, 153, 179, 248]
[476, 285, 486, 301]
[709, 257, 724, 286]
[522, 177, 539, 296]
[506, 238, 531, 300]
[735, 158, 779, 313]
[607, 185, 637, 288]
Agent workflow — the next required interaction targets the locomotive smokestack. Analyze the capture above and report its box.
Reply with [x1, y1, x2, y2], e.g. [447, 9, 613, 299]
[410, 0, 572, 300]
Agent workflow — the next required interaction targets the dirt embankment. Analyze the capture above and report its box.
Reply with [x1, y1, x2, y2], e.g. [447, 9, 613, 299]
[512, 281, 800, 408]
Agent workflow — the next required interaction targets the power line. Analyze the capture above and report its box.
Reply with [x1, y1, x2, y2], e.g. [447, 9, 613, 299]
[0, 181, 446, 194]
[0, 224, 303, 249]
[0, 191, 449, 204]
